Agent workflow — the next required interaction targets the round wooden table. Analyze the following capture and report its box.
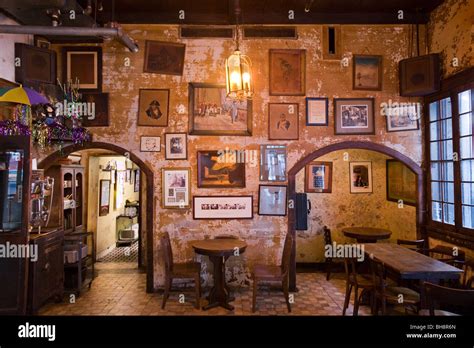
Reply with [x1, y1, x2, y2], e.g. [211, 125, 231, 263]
[342, 227, 392, 243]
[192, 239, 247, 310]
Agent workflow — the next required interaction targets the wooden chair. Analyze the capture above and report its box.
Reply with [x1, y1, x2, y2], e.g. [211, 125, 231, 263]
[160, 232, 202, 309]
[445, 259, 474, 289]
[342, 257, 374, 316]
[323, 226, 338, 281]
[370, 257, 420, 315]
[252, 233, 293, 313]
[397, 239, 425, 253]
[421, 282, 474, 316]
[424, 245, 465, 263]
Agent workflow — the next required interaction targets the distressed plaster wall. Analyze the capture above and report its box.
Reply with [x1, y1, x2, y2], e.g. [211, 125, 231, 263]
[428, 0, 474, 77]
[34, 24, 426, 290]
[295, 149, 417, 263]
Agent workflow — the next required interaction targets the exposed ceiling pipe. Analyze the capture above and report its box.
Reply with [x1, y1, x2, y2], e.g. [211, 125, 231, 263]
[0, 24, 139, 52]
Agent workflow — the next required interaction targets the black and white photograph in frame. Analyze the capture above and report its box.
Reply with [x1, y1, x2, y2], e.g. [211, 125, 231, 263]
[334, 98, 375, 135]
[165, 133, 187, 159]
[140, 136, 161, 152]
[385, 104, 420, 132]
[193, 196, 253, 219]
[260, 145, 287, 182]
[349, 161, 373, 194]
[258, 185, 288, 216]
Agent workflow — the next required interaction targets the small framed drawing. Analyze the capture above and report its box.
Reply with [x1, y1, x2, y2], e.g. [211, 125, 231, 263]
[268, 103, 299, 140]
[193, 196, 253, 219]
[80, 93, 109, 127]
[353, 55, 382, 91]
[140, 136, 161, 152]
[138, 89, 170, 127]
[62, 46, 102, 92]
[334, 98, 375, 135]
[144, 40, 186, 76]
[269, 49, 306, 96]
[134, 169, 140, 192]
[258, 185, 288, 216]
[162, 168, 191, 209]
[260, 145, 287, 182]
[99, 179, 110, 216]
[385, 104, 420, 132]
[306, 98, 328, 126]
[350, 162, 372, 194]
[386, 160, 416, 206]
[165, 133, 187, 160]
[197, 150, 245, 188]
[305, 161, 332, 193]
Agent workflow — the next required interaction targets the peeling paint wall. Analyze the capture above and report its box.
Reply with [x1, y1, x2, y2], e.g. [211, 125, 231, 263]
[35, 24, 426, 290]
[428, 0, 474, 77]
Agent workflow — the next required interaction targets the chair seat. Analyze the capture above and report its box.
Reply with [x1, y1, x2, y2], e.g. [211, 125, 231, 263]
[253, 264, 283, 281]
[171, 262, 201, 278]
[419, 309, 460, 316]
[349, 274, 374, 288]
[385, 286, 420, 304]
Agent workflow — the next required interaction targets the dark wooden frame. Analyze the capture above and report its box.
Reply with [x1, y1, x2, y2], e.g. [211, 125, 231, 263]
[15, 43, 56, 85]
[197, 150, 246, 188]
[258, 184, 288, 216]
[161, 167, 191, 209]
[424, 67, 474, 250]
[137, 88, 170, 127]
[143, 40, 186, 76]
[305, 97, 328, 126]
[188, 83, 253, 136]
[334, 98, 375, 135]
[400, 53, 440, 97]
[80, 92, 109, 127]
[349, 161, 373, 194]
[259, 144, 287, 182]
[268, 102, 299, 140]
[62, 46, 102, 92]
[164, 133, 188, 160]
[193, 195, 253, 220]
[305, 161, 332, 193]
[140, 136, 161, 152]
[352, 54, 383, 91]
[386, 159, 417, 206]
[99, 179, 110, 216]
[269, 49, 306, 96]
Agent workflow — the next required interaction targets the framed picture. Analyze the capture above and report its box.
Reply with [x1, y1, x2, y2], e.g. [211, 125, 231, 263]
[353, 55, 383, 91]
[268, 103, 299, 140]
[334, 98, 375, 135]
[350, 162, 372, 194]
[386, 160, 416, 206]
[269, 49, 306, 96]
[14, 43, 56, 85]
[188, 83, 252, 136]
[305, 161, 332, 193]
[34, 36, 50, 49]
[115, 171, 126, 209]
[258, 185, 288, 216]
[385, 104, 420, 132]
[80, 92, 109, 127]
[134, 169, 140, 192]
[193, 196, 253, 219]
[399, 54, 440, 97]
[144, 40, 186, 76]
[62, 46, 102, 92]
[306, 97, 328, 126]
[165, 133, 187, 160]
[197, 150, 245, 188]
[140, 136, 161, 152]
[162, 168, 191, 209]
[99, 179, 110, 216]
[137, 89, 170, 127]
[260, 145, 287, 182]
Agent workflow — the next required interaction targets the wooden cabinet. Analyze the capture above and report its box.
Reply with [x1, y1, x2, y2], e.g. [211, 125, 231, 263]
[45, 165, 85, 234]
[27, 228, 64, 314]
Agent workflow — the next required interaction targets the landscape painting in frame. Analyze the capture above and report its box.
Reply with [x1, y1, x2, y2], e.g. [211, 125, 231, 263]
[197, 150, 245, 188]
[189, 83, 252, 136]
[353, 55, 382, 91]
[334, 98, 374, 135]
[269, 49, 305, 96]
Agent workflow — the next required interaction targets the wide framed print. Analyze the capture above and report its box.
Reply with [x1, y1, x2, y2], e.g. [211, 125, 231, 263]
[268, 103, 299, 140]
[334, 98, 375, 135]
[197, 150, 245, 188]
[138, 89, 170, 127]
[193, 196, 253, 219]
[350, 161, 373, 194]
[352, 55, 383, 91]
[260, 144, 287, 182]
[140, 136, 161, 152]
[306, 98, 328, 126]
[165, 133, 187, 160]
[269, 49, 306, 96]
[99, 179, 110, 216]
[385, 105, 420, 132]
[386, 159, 416, 206]
[62, 46, 102, 92]
[143, 40, 186, 76]
[162, 168, 191, 209]
[305, 161, 332, 193]
[258, 185, 287, 216]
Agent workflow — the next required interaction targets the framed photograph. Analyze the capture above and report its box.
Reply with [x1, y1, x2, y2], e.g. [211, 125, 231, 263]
[34, 36, 50, 49]
[140, 136, 161, 152]
[14, 43, 56, 85]
[144, 40, 186, 76]
[188, 83, 252, 136]
[353, 55, 383, 91]
[197, 150, 245, 188]
[162, 168, 191, 209]
[268, 103, 299, 140]
[62, 46, 102, 92]
[269, 49, 306, 96]
[193, 196, 253, 219]
[137, 89, 170, 127]
[258, 185, 288, 216]
[350, 162, 373, 194]
[385, 104, 420, 132]
[305, 161, 332, 193]
[306, 97, 328, 126]
[334, 98, 375, 135]
[80, 92, 109, 127]
[260, 145, 287, 182]
[165, 133, 187, 160]
[99, 179, 110, 216]
[386, 160, 416, 206]
[134, 169, 140, 192]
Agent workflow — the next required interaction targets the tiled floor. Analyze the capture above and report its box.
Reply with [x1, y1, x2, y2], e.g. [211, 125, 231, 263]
[40, 262, 371, 316]
[97, 242, 138, 263]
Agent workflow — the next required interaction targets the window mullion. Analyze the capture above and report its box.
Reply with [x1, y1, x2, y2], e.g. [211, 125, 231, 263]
[452, 92, 462, 230]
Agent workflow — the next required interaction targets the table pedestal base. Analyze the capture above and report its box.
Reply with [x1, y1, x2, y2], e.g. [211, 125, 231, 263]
[203, 255, 234, 311]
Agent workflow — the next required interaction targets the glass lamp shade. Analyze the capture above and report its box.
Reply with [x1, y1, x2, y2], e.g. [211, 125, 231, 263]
[225, 50, 253, 100]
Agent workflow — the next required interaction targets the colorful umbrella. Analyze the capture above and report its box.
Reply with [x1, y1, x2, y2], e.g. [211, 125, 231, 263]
[0, 85, 49, 106]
